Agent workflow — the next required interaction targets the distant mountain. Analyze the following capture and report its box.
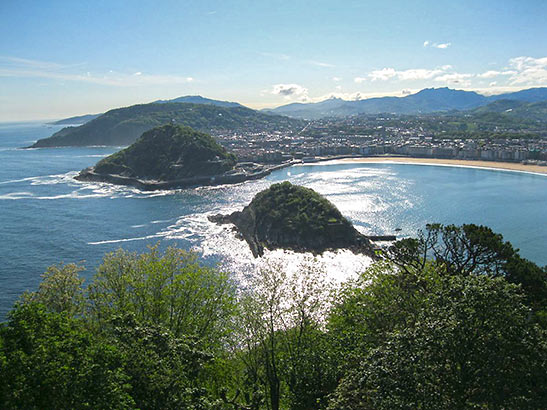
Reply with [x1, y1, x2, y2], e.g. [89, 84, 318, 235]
[30, 102, 304, 148]
[50, 113, 101, 125]
[153, 95, 245, 108]
[263, 87, 547, 119]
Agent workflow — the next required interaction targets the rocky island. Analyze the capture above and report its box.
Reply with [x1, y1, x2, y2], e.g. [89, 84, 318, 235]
[210, 181, 376, 257]
[75, 124, 287, 190]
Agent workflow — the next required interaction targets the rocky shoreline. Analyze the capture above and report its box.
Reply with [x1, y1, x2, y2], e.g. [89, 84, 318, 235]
[209, 182, 378, 258]
[74, 161, 295, 191]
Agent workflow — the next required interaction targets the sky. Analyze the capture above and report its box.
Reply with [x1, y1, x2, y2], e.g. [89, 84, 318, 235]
[1, 0, 546, 121]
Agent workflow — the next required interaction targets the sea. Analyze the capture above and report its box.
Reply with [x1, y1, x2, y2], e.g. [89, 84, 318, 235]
[1, 121, 546, 319]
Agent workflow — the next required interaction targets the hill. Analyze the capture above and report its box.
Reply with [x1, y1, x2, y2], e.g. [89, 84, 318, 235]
[81, 124, 236, 181]
[153, 95, 245, 108]
[30, 102, 304, 148]
[263, 87, 547, 119]
[211, 181, 374, 257]
[50, 113, 101, 125]
[469, 99, 547, 123]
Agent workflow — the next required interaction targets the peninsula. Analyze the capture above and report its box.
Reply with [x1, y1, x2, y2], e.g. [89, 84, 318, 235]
[210, 181, 376, 257]
[75, 124, 287, 190]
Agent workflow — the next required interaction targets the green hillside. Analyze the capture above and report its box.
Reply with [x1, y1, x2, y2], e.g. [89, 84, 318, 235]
[31, 102, 305, 147]
[93, 124, 236, 180]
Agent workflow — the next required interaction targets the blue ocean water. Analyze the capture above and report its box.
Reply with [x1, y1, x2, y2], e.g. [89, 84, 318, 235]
[1, 122, 546, 318]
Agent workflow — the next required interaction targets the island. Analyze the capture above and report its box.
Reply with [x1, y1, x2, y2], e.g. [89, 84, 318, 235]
[75, 124, 289, 190]
[210, 181, 377, 257]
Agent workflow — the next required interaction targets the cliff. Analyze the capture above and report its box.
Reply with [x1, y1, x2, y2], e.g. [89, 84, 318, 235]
[211, 182, 375, 257]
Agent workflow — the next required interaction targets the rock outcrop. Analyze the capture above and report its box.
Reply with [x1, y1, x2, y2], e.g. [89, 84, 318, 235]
[210, 182, 375, 257]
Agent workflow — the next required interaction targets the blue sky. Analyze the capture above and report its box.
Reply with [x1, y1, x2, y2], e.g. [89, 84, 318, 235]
[1, 0, 546, 120]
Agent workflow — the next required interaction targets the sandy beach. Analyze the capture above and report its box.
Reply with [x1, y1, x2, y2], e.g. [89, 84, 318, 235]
[317, 156, 547, 175]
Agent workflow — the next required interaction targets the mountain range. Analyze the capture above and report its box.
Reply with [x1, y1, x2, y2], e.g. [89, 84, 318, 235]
[262, 87, 547, 119]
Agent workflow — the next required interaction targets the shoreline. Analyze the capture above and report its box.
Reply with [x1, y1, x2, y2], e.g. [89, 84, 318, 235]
[304, 156, 547, 175]
[74, 161, 295, 191]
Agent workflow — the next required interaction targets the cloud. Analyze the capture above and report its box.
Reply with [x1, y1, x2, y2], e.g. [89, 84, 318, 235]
[478, 70, 515, 78]
[402, 89, 412, 95]
[434, 73, 473, 86]
[434, 43, 451, 49]
[259, 52, 290, 61]
[308, 60, 335, 68]
[507, 56, 547, 85]
[354, 76, 367, 83]
[489, 81, 497, 87]
[368, 67, 446, 81]
[332, 76, 341, 82]
[368, 68, 397, 81]
[0, 56, 194, 87]
[423, 41, 451, 49]
[271, 83, 309, 100]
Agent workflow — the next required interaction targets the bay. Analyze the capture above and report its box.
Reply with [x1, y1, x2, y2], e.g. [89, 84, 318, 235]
[1, 122, 546, 319]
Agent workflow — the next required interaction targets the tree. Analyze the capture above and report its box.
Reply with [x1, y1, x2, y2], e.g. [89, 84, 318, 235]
[0, 303, 133, 409]
[328, 273, 547, 410]
[387, 223, 547, 316]
[236, 257, 334, 410]
[88, 245, 237, 349]
[22, 263, 85, 316]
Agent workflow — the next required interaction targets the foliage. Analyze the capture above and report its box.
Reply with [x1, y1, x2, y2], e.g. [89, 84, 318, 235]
[88, 245, 237, 349]
[94, 124, 237, 180]
[22, 263, 86, 316]
[235, 258, 336, 410]
[328, 274, 547, 409]
[387, 223, 547, 315]
[1, 224, 546, 409]
[0, 303, 134, 409]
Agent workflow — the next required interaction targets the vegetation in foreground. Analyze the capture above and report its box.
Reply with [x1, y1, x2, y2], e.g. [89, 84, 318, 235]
[0, 224, 545, 409]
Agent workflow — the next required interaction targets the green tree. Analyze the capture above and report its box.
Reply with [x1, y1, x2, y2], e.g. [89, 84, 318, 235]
[236, 257, 334, 410]
[0, 303, 133, 410]
[88, 245, 237, 349]
[387, 223, 547, 315]
[22, 263, 86, 316]
[328, 274, 547, 409]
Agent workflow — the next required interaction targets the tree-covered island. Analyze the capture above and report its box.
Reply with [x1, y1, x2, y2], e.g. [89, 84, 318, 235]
[211, 182, 375, 257]
[75, 124, 285, 190]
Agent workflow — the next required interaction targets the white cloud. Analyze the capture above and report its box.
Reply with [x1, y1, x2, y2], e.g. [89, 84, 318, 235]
[423, 41, 451, 49]
[0, 56, 195, 87]
[397, 68, 444, 80]
[434, 73, 473, 86]
[354, 76, 367, 83]
[368, 66, 447, 81]
[489, 81, 497, 87]
[271, 83, 309, 100]
[308, 60, 335, 68]
[434, 42, 451, 49]
[478, 70, 515, 78]
[507, 56, 547, 85]
[332, 76, 341, 82]
[368, 68, 397, 81]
